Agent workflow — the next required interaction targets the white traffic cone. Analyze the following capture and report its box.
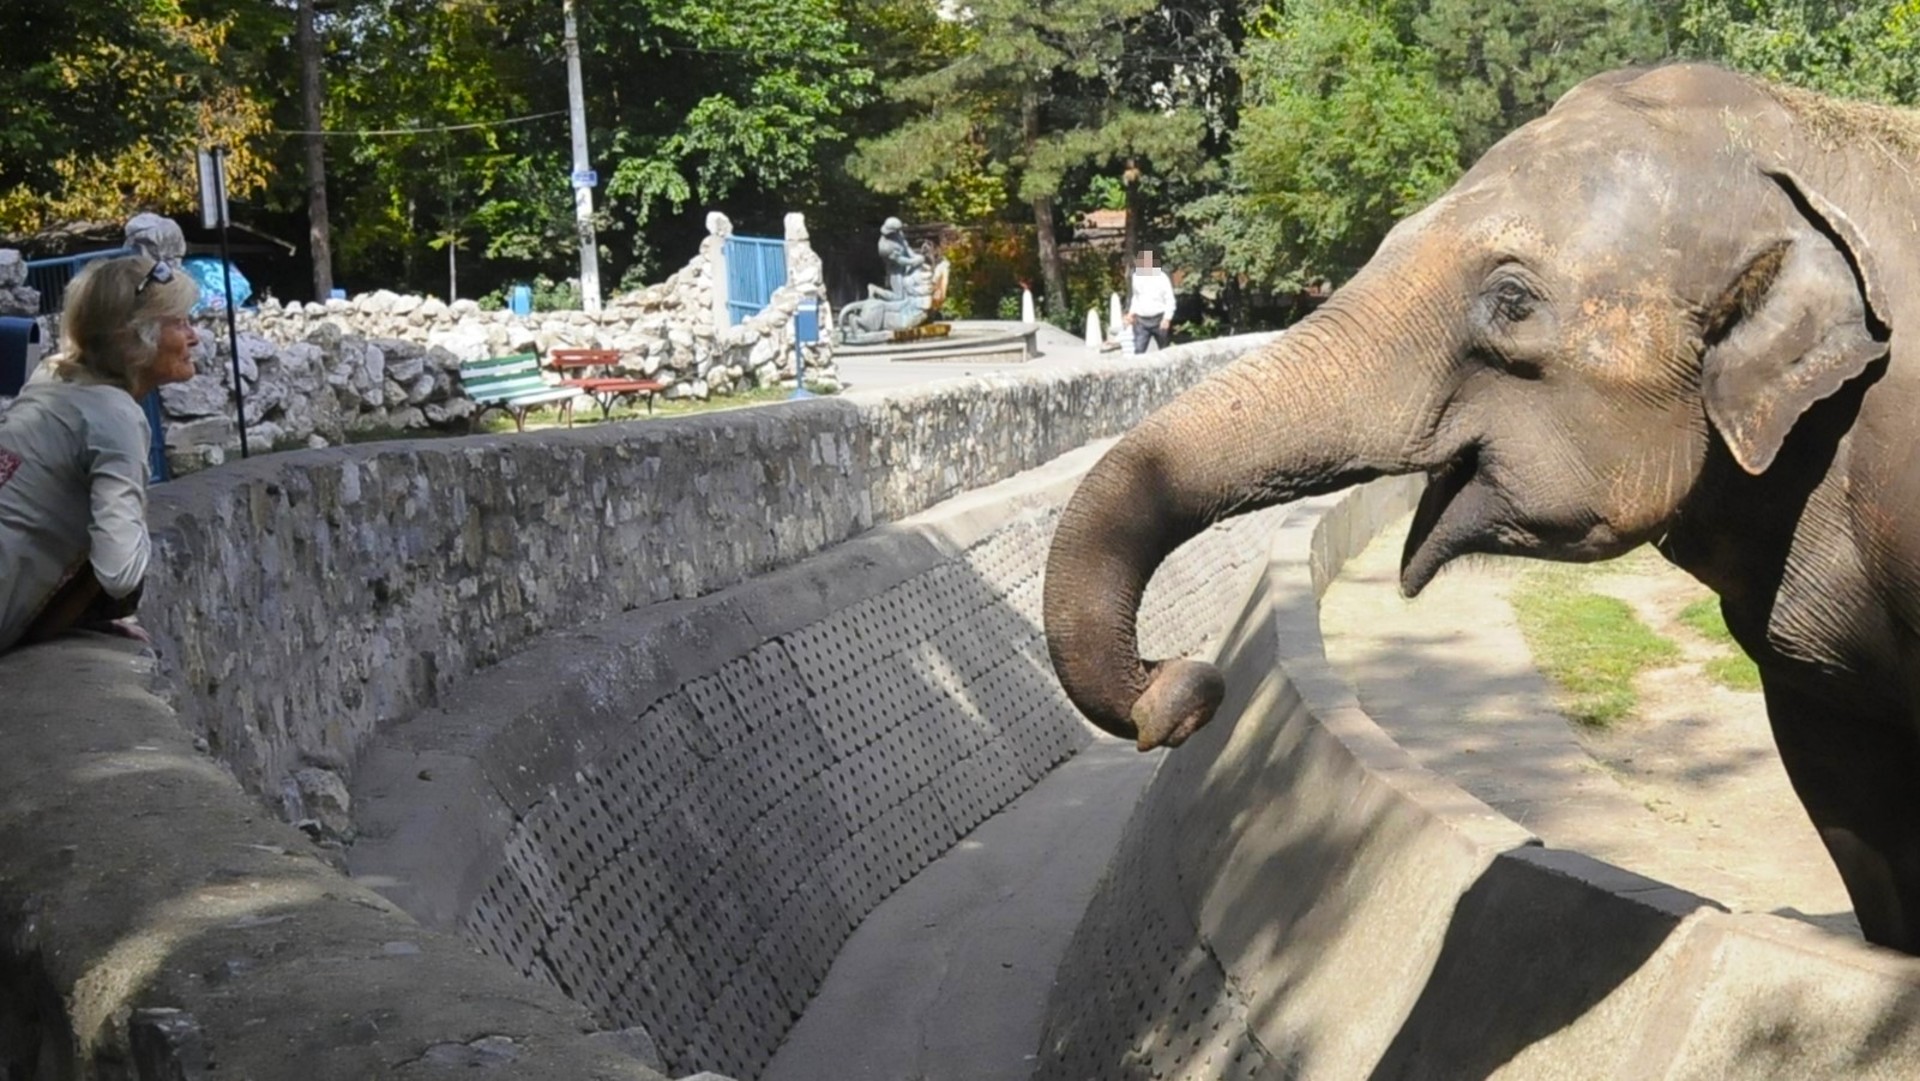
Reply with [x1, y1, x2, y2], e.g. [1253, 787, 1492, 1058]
[1085, 308, 1102, 350]
[1109, 293, 1124, 340]
[1021, 287, 1036, 325]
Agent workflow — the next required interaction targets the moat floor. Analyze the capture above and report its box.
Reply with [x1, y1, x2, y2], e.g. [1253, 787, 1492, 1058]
[762, 739, 1157, 1081]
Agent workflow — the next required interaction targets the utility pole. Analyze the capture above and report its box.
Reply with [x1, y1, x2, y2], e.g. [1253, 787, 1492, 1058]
[297, 0, 334, 300]
[562, 0, 602, 312]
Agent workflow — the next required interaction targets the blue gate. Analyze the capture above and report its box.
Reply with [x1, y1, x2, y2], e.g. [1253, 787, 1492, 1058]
[25, 246, 135, 316]
[723, 236, 787, 325]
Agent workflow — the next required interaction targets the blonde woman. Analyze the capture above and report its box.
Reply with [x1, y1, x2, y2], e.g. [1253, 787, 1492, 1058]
[0, 254, 200, 653]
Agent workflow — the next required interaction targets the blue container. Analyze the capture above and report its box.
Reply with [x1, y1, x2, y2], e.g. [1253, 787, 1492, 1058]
[509, 284, 533, 317]
[142, 391, 170, 483]
[329, 288, 347, 301]
[793, 300, 821, 343]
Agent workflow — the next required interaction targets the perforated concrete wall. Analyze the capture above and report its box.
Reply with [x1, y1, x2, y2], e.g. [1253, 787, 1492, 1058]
[350, 446, 1288, 1081]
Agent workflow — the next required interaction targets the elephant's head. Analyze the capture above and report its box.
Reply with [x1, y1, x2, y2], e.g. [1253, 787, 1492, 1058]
[1044, 63, 1891, 751]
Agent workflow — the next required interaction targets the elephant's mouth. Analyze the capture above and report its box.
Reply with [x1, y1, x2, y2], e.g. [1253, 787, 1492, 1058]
[1400, 446, 1493, 597]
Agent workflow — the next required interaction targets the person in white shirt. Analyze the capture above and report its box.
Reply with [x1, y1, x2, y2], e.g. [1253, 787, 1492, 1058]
[1124, 249, 1177, 354]
[0, 254, 200, 653]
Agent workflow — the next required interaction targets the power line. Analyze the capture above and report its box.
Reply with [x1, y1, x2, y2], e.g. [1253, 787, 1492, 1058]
[274, 109, 567, 138]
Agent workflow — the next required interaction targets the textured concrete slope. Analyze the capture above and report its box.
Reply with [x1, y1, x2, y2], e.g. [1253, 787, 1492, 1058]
[762, 741, 1158, 1081]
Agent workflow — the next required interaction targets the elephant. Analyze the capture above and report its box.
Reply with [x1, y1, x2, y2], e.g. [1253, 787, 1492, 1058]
[1042, 63, 1920, 955]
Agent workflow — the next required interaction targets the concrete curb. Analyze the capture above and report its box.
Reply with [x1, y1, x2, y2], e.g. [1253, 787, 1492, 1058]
[1036, 476, 1920, 1079]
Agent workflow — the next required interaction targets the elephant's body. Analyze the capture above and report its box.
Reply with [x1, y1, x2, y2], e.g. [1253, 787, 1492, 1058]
[1043, 64, 1920, 953]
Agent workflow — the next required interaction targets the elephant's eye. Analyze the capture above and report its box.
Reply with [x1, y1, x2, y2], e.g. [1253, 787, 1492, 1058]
[1491, 279, 1537, 323]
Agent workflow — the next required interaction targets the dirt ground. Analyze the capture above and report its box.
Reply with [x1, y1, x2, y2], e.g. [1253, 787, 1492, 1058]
[1318, 515, 1859, 938]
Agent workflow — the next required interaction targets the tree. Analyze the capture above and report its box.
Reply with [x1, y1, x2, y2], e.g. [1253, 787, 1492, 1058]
[591, 0, 877, 271]
[1677, 0, 1920, 104]
[1179, 0, 1458, 304]
[296, 0, 334, 297]
[851, 0, 1213, 317]
[0, 0, 272, 237]
[1413, 0, 1678, 162]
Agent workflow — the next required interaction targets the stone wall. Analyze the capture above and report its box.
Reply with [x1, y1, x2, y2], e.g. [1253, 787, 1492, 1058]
[0, 249, 38, 317]
[241, 211, 834, 402]
[141, 333, 1276, 815]
[3, 213, 838, 468]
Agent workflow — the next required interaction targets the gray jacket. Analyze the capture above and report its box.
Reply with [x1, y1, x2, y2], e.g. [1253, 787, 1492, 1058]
[0, 374, 151, 652]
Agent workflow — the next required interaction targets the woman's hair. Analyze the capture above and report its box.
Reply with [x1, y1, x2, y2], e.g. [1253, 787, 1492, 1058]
[54, 254, 200, 389]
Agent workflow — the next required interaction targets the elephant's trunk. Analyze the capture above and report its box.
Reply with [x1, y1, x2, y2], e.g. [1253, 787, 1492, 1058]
[1043, 294, 1439, 749]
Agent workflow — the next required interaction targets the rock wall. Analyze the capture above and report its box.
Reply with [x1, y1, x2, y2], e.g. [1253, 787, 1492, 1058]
[140, 333, 1277, 813]
[4, 213, 837, 469]
[240, 211, 834, 402]
[0, 249, 38, 317]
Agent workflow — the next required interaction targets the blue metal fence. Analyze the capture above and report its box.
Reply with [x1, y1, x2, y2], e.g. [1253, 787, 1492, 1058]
[24, 246, 135, 316]
[724, 236, 787, 325]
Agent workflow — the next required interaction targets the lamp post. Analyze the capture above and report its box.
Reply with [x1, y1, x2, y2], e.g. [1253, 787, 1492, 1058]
[562, 0, 602, 312]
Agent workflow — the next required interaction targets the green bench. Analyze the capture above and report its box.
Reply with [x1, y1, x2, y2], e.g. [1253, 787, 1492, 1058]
[457, 353, 584, 432]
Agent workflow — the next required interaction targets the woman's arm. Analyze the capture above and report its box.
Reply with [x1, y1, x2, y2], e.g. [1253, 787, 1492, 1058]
[86, 413, 151, 599]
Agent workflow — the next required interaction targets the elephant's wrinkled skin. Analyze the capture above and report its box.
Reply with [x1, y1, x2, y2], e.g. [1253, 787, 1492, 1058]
[1043, 64, 1920, 953]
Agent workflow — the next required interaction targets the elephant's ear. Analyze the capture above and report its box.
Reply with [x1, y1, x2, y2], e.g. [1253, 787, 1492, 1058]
[1701, 167, 1890, 475]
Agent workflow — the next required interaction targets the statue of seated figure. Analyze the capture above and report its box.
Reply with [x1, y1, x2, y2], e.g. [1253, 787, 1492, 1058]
[837, 217, 950, 344]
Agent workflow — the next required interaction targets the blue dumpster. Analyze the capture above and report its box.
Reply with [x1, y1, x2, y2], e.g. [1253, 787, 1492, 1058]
[0, 316, 40, 397]
[509, 285, 533, 317]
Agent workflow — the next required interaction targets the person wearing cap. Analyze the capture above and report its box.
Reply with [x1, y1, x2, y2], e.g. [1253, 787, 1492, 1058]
[0, 254, 200, 653]
[1124, 249, 1177, 353]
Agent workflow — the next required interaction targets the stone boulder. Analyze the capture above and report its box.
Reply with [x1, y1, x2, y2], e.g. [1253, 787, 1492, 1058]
[124, 213, 187, 264]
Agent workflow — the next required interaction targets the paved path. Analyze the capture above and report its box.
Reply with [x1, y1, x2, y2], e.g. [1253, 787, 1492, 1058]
[762, 740, 1158, 1081]
[834, 322, 1140, 393]
[1320, 515, 1856, 935]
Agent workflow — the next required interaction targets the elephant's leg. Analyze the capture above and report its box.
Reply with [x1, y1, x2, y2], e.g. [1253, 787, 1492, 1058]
[1762, 675, 1920, 952]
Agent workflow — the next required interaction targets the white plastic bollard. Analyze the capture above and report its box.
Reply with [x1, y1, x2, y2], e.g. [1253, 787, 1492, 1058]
[1108, 292, 1124, 339]
[1085, 308, 1102, 350]
[1021, 287, 1036, 325]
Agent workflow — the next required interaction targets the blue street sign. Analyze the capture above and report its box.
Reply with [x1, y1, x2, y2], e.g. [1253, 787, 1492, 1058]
[571, 169, 598, 188]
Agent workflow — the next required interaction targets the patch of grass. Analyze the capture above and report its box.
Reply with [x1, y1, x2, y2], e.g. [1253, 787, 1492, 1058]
[1678, 598, 1732, 643]
[1678, 598, 1764, 691]
[1511, 567, 1681, 729]
[1704, 656, 1764, 692]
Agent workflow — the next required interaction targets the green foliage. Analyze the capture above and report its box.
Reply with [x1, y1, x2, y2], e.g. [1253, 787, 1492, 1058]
[0, 0, 272, 234]
[1678, 0, 1920, 103]
[852, 0, 1219, 309]
[1062, 248, 1125, 326]
[1513, 567, 1681, 728]
[592, 0, 876, 236]
[476, 274, 581, 313]
[1193, 1, 1460, 294]
[1414, 0, 1678, 162]
[1678, 598, 1765, 691]
[941, 226, 1039, 319]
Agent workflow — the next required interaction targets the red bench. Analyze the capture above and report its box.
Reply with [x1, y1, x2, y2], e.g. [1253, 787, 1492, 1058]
[548, 348, 664, 420]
